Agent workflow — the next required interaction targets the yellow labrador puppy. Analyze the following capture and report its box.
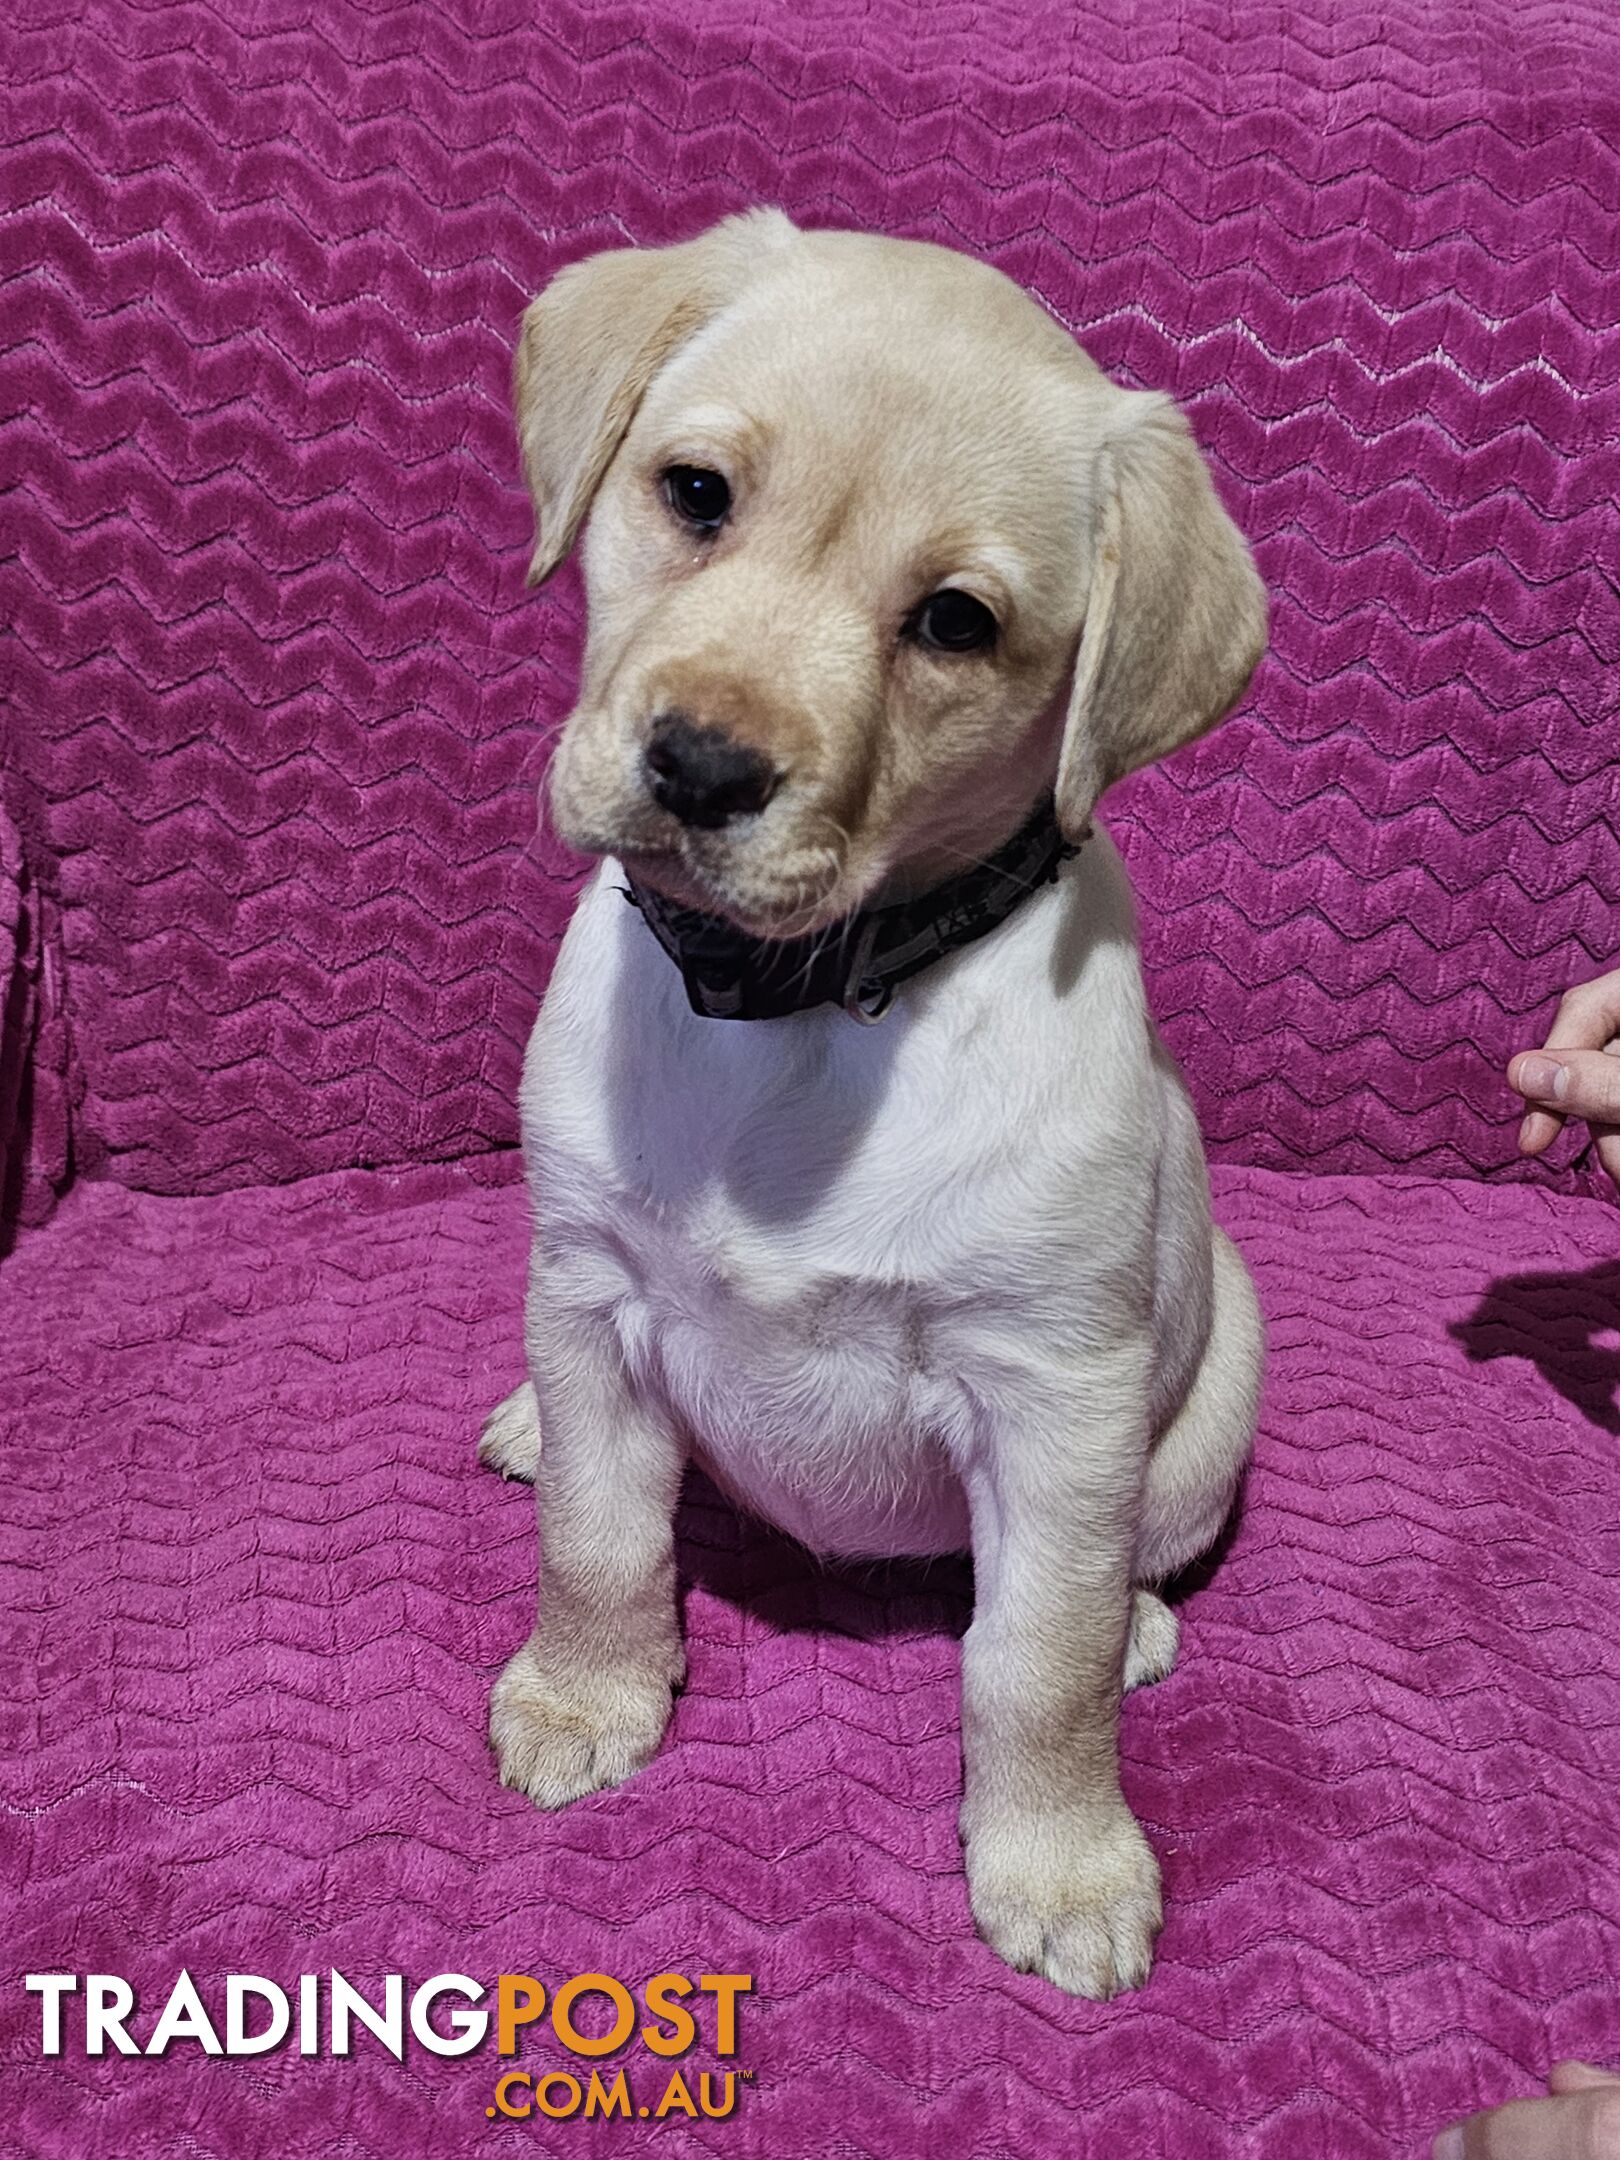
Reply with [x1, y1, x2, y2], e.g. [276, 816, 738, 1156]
[482, 210, 1266, 1999]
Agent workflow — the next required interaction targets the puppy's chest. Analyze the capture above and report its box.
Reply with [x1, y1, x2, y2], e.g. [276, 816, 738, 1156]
[565, 1174, 977, 1554]
[610, 1174, 972, 1448]
[546, 1096, 1018, 1554]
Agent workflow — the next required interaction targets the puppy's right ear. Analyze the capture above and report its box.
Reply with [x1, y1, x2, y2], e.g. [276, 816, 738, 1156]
[515, 208, 798, 586]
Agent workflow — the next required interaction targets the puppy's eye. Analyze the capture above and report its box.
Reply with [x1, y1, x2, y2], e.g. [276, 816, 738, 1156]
[911, 588, 998, 654]
[663, 465, 731, 533]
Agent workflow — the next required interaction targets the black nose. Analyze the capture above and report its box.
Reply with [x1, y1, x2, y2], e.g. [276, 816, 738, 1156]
[643, 712, 779, 830]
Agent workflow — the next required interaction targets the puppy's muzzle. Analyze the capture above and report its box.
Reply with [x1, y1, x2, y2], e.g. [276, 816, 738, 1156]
[643, 711, 780, 831]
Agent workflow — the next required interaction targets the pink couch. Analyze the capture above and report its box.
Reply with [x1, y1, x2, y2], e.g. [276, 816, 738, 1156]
[4, 2, 1618, 2153]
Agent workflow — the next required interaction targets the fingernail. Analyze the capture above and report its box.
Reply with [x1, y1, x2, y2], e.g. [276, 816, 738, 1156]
[1517, 1055, 1566, 1099]
[1518, 1114, 1539, 1150]
[1432, 2128, 1464, 2160]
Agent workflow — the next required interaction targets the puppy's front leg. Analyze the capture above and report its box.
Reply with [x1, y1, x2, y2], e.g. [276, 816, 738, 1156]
[491, 1290, 685, 1809]
[960, 1356, 1160, 1999]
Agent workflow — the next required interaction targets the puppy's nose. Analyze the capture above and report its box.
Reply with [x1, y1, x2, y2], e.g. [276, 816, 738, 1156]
[643, 712, 779, 830]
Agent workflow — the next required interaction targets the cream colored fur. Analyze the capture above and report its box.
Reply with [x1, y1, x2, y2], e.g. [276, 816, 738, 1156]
[486, 211, 1266, 1999]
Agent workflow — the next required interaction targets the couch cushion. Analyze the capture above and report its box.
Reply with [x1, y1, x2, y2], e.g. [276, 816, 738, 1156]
[4, 1160, 1617, 2156]
[3, 0, 1617, 1202]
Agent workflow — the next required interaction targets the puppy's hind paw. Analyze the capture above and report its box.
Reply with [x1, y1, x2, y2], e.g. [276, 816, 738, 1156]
[478, 1382, 541, 1481]
[1123, 1589, 1179, 1693]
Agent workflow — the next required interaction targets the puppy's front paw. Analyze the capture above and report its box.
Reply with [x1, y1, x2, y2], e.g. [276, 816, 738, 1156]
[965, 1803, 1162, 1999]
[490, 1635, 674, 1808]
[478, 1383, 541, 1481]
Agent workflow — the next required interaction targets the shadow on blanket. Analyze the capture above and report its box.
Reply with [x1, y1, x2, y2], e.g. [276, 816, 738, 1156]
[1451, 1264, 1620, 1435]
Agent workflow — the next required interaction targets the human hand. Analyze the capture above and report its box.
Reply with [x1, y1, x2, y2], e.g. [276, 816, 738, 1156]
[1507, 968, 1620, 1187]
[1433, 2061, 1620, 2157]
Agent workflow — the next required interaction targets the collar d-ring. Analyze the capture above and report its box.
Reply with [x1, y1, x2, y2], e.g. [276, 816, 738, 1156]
[841, 915, 892, 1024]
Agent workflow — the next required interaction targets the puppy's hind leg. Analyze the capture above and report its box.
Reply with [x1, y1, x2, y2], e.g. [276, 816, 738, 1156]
[478, 1381, 541, 1481]
[1131, 1227, 1263, 1639]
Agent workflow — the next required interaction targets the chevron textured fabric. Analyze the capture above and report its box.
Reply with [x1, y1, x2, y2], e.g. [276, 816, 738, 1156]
[3, 3, 1619, 2155]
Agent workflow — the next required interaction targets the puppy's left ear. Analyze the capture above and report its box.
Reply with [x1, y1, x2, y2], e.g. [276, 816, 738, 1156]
[1055, 392, 1267, 839]
[515, 207, 798, 586]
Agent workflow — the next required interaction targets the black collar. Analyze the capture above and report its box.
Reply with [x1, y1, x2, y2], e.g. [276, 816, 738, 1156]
[621, 797, 1080, 1023]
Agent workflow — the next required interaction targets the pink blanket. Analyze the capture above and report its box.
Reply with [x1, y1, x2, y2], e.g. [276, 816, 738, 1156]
[3, 2, 1618, 2152]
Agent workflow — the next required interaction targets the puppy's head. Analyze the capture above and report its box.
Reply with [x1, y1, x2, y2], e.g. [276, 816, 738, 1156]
[518, 210, 1265, 937]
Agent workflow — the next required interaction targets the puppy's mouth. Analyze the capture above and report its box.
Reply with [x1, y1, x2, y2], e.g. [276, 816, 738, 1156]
[613, 834, 853, 942]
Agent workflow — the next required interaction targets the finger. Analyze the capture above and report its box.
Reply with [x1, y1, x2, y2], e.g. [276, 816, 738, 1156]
[1549, 2064, 1620, 2095]
[1517, 1107, 1564, 1156]
[1510, 988, 1620, 1151]
[1598, 1130, 1620, 1190]
[1544, 974, 1620, 1055]
[1439, 2086, 1620, 2158]
[1509, 1051, 1620, 1125]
